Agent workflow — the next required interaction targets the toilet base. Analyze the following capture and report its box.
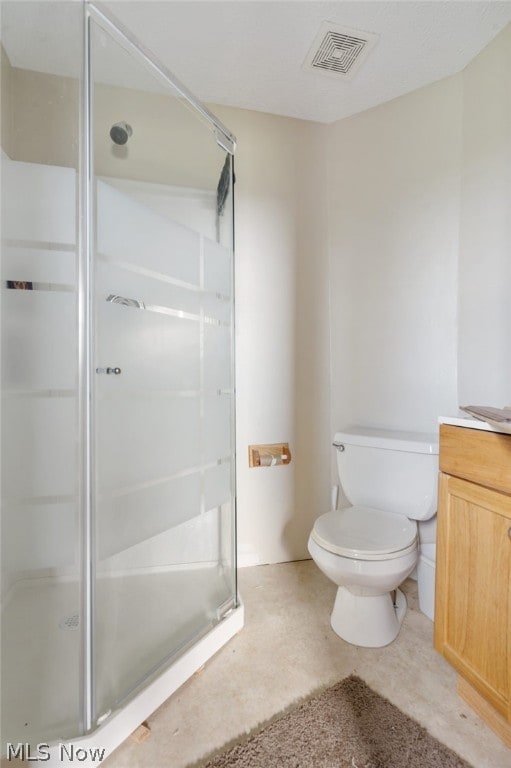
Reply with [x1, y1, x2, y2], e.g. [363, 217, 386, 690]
[330, 586, 407, 647]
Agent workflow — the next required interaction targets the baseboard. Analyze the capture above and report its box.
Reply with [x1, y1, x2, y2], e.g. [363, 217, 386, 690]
[237, 553, 261, 568]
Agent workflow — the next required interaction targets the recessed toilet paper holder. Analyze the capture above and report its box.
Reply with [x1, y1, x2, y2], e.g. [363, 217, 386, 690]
[249, 443, 291, 468]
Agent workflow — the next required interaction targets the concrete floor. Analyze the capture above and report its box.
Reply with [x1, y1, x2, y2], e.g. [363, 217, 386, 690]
[104, 560, 510, 768]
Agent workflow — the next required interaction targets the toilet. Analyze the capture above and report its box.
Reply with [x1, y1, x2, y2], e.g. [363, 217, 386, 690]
[308, 426, 438, 648]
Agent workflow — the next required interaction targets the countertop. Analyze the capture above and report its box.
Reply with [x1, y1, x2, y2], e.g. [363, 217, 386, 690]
[439, 415, 511, 435]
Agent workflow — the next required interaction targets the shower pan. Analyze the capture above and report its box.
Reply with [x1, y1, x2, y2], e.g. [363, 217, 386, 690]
[0, 2, 242, 764]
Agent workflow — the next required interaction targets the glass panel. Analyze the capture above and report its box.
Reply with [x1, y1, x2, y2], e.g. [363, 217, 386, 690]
[0, 0, 83, 749]
[90, 18, 236, 717]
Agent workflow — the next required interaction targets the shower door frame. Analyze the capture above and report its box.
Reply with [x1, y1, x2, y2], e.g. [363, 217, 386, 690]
[76, 0, 242, 750]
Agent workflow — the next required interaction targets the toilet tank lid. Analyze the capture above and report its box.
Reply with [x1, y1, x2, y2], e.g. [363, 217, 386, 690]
[334, 426, 438, 455]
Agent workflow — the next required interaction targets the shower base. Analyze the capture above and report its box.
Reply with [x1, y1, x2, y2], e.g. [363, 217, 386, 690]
[1, 566, 243, 764]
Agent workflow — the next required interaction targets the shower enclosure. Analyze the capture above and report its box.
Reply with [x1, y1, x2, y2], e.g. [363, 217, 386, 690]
[0, 2, 241, 762]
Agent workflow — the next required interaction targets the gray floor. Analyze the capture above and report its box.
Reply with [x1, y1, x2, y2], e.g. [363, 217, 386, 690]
[104, 560, 510, 768]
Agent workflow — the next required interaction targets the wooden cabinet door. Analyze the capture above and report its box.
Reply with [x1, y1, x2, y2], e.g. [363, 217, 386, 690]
[435, 472, 511, 721]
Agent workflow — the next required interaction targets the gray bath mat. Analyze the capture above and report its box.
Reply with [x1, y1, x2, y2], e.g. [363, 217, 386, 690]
[193, 675, 472, 768]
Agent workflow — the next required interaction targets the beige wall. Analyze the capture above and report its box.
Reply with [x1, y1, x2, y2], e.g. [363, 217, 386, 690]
[326, 22, 511, 470]
[213, 105, 331, 564]
[3, 66, 78, 167]
[1, 61, 220, 188]
[1, 45, 14, 157]
[1, 56, 332, 566]
[458, 23, 511, 406]
[327, 76, 461, 440]
[2, 22, 510, 567]
[94, 85, 223, 189]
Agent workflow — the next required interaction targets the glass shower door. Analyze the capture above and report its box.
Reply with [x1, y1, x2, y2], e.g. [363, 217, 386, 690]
[89, 15, 236, 719]
[0, 0, 84, 750]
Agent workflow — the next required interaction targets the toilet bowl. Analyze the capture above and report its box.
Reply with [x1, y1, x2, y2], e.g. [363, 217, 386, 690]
[308, 427, 438, 648]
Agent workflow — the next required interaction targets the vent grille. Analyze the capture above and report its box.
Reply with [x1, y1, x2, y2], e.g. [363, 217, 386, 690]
[304, 22, 378, 79]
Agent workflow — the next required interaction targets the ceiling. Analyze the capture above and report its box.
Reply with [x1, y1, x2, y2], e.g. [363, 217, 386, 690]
[2, 1, 511, 124]
[103, 0, 511, 123]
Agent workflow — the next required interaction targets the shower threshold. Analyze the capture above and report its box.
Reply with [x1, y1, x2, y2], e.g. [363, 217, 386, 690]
[1, 568, 243, 766]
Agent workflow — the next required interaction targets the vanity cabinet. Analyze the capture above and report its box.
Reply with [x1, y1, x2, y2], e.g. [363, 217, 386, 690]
[435, 424, 511, 746]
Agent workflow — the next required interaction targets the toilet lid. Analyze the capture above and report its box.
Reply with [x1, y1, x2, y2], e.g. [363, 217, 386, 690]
[311, 507, 417, 560]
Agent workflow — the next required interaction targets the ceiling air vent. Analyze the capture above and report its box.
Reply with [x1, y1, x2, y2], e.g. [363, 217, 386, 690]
[303, 21, 378, 79]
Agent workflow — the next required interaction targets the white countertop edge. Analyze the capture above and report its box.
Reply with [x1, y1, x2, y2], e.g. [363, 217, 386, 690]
[439, 415, 510, 434]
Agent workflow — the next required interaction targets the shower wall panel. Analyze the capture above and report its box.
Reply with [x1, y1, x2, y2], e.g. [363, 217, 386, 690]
[1, 159, 78, 586]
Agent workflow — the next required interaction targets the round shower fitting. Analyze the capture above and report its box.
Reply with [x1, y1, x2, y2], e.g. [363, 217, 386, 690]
[110, 121, 133, 145]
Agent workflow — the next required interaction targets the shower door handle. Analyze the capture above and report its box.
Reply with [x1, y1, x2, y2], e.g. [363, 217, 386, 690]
[96, 366, 122, 375]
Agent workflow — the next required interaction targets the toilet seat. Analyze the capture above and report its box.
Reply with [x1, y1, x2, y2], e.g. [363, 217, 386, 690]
[311, 506, 417, 561]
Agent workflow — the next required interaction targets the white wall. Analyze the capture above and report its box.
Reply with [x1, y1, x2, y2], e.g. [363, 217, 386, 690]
[458, 24, 511, 406]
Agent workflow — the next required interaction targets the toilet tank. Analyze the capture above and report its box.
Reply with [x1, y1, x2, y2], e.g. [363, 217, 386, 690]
[334, 426, 439, 521]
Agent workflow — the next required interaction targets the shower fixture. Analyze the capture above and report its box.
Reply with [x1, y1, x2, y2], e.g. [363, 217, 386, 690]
[110, 121, 133, 145]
